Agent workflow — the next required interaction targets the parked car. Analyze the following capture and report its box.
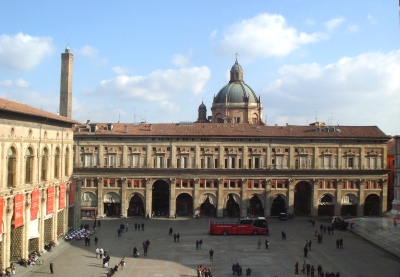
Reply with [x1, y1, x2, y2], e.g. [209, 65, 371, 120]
[332, 216, 349, 230]
[279, 213, 288, 220]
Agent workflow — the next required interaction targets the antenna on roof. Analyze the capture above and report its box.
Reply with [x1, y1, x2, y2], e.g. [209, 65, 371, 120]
[118, 113, 120, 123]
[315, 111, 318, 122]
[329, 113, 334, 126]
[133, 107, 137, 124]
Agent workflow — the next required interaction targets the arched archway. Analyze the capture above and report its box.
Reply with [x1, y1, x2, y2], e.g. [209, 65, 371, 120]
[152, 180, 170, 217]
[318, 194, 335, 216]
[271, 194, 287, 216]
[128, 193, 144, 217]
[364, 194, 380, 216]
[104, 192, 121, 216]
[176, 193, 193, 216]
[199, 193, 217, 217]
[248, 195, 264, 216]
[294, 181, 312, 216]
[224, 193, 240, 217]
[341, 194, 358, 216]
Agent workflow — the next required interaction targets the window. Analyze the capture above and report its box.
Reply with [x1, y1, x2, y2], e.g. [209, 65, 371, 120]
[254, 157, 260, 169]
[110, 155, 115, 166]
[324, 156, 331, 169]
[41, 148, 48, 181]
[238, 158, 242, 168]
[94, 156, 98, 167]
[8, 147, 16, 187]
[54, 148, 60, 178]
[348, 157, 354, 168]
[127, 155, 132, 167]
[159, 157, 164, 168]
[25, 148, 33, 184]
[252, 118, 257, 124]
[248, 158, 252, 169]
[234, 117, 241, 123]
[134, 155, 139, 167]
[86, 179, 91, 187]
[104, 157, 108, 167]
[85, 155, 92, 167]
[200, 159, 204, 169]
[231, 157, 236, 169]
[177, 158, 181, 168]
[214, 158, 218, 169]
[65, 148, 70, 175]
[224, 158, 228, 169]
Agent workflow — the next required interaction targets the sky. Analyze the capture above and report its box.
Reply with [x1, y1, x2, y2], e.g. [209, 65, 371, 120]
[0, 1, 399, 135]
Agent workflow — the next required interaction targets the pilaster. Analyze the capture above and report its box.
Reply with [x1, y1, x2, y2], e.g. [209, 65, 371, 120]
[288, 181, 295, 214]
[121, 178, 127, 217]
[264, 180, 271, 217]
[381, 179, 388, 214]
[145, 179, 152, 217]
[243, 146, 248, 169]
[23, 194, 31, 258]
[53, 187, 59, 242]
[357, 179, 365, 216]
[169, 179, 175, 217]
[311, 179, 319, 217]
[97, 177, 103, 216]
[241, 179, 247, 217]
[193, 179, 200, 216]
[217, 179, 224, 217]
[334, 179, 342, 216]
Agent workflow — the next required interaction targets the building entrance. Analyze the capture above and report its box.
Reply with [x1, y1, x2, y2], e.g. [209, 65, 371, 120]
[318, 194, 335, 216]
[128, 193, 144, 217]
[271, 195, 286, 216]
[152, 180, 170, 217]
[225, 194, 240, 217]
[176, 193, 193, 216]
[341, 194, 358, 216]
[104, 192, 121, 216]
[294, 181, 312, 216]
[364, 194, 380, 216]
[248, 195, 264, 216]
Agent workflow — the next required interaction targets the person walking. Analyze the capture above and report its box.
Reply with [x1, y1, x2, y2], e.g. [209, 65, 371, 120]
[317, 264, 322, 276]
[314, 228, 318, 236]
[177, 233, 180, 242]
[169, 227, 173, 235]
[209, 248, 214, 262]
[306, 263, 311, 276]
[94, 236, 98, 245]
[95, 247, 99, 258]
[199, 239, 203, 249]
[311, 265, 315, 277]
[134, 223, 137, 231]
[257, 239, 261, 249]
[304, 246, 308, 258]
[196, 240, 199, 250]
[99, 248, 104, 259]
[295, 262, 299, 274]
[320, 224, 323, 233]
[393, 218, 397, 227]
[308, 240, 312, 250]
[144, 245, 148, 256]
[50, 262, 54, 274]
[265, 239, 269, 249]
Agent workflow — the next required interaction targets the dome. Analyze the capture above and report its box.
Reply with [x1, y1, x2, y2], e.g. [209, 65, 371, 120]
[214, 82, 258, 103]
[198, 102, 207, 110]
[231, 60, 242, 71]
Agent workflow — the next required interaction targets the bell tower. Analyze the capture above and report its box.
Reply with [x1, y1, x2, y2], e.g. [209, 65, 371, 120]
[59, 46, 73, 119]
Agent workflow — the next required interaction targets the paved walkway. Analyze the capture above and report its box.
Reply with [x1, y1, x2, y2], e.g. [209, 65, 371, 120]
[12, 216, 400, 277]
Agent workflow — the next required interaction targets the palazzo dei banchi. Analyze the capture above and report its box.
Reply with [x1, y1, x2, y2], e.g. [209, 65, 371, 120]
[0, 48, 391, 268]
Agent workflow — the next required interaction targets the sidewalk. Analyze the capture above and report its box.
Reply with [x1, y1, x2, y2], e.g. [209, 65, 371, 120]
[347, 217, 400, 258]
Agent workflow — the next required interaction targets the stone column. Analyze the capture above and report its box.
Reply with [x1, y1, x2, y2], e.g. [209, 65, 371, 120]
[39, 190, 46, 250]
[360, 146, 365, 169]
[334, 180, 342, 216]
[98, 143, 104, 167]
[53, 187, 59, 242]
[381, 179, 388, 214]
[121, 178, 127, 217]
[243, 147, 248, 169]
[314, 147, 318, 169]
[288, 181, 295, 214]
[4, 199, 13, 269]
[122, 145, 128, 167]
[75, 179, 82, 228]
[264, 180, 271, 217]
[289, 146, 295, 169]
[193, 179, 200, 216]
[217, 179, 224, 217]
[195, 146, 200, 169]
[23, 194, 31, 258]
[171, 144, 176, 168]
[338, 146, 342, 169]
[266, 148, 271, 169]
[145, 179, 152, 217]
[241, 179, 248, 217]
[311, 180, 319, 217]
[169, 179, 175, 217]
[357, 180, 365, 216]
[218, 147, 223, 169]
[97, 177, 103, 216]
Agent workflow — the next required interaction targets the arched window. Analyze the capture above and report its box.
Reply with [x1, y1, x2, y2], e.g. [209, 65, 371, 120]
[41, 148, 48, 181]
[65, 148, 69, 176]
[25, 147, 33, 184]
[7, 147, 16, 187]
[54, 147, 60, 179]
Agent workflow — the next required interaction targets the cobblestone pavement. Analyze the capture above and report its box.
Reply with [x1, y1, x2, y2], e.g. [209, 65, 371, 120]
[15, 216, 400, 277]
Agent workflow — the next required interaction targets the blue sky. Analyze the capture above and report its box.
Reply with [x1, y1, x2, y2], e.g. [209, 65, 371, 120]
[0, 1, 399, 134]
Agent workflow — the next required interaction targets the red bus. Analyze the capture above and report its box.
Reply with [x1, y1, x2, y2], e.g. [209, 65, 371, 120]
[209, 217, 269, 235]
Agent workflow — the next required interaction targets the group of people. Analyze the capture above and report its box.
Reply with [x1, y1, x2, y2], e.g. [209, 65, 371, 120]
[173, 232, 181, 242]
[142, 239, 150, 256]
[295, 261, 340, 277]
[232, 263, 252, 276]
[1, 263, 16, 275]
[335, 238, 344, 249]
[196, 239, 203, 250]
[197, 265, 212, 277]
[134, 222, 145, 231]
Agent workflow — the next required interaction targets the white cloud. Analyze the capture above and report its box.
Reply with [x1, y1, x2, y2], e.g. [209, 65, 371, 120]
[0, 78, 29, 88]
[325, 17, 346, 32]
[348, 24, 359, 33]
[0, 33, 53, 71]
[171, 53, 191, 67]
[262, 50, 400, 134]
[367, 14, 376, 25]
[210, 29, 218, 39]
[79, 45, 107, 66]
[158, 101, 181, 114]
[85, 66, 211, 102]
[112, 66, 129, 75]
[213, 13, 327, 60]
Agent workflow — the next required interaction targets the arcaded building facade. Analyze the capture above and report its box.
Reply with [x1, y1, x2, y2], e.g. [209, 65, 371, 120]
[0, 98, 77, 268]
[73, 60, 391, 220]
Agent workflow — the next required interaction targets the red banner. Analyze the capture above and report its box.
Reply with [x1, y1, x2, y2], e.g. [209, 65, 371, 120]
[30, 189, 39, 221]
[14, 194, 23, 228]
[47, 186, 54, 215]
[69, 181, 75, 205]
[0, 198, 3, 233]
[59, 183, 66, 210]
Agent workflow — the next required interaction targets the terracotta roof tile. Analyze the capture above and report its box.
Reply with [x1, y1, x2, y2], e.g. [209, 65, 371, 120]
[74, 122, 390, 139]
[0, 98, 76, 124]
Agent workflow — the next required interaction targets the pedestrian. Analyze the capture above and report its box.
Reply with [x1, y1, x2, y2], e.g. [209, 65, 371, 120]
[339, 238, 343, 249]
[314, 228, 318, 236]
[209, 248, 214, 262]
[88, 237, 91, 246]
[281, 231, 286, 240]
[312, 220, 315, 227]
[135, 223, 137, 231]
[85, 237, 88, 246]
[317, 264, 322, 276]
[119, 259, 125, 270]
[199, 238, 202, 249]
[265, 239, 269, 249]
[141, 223, 144, 231]
[94, 236, 98, 245]
[311, 265, 315, 277]
[118, 229, 121, 237]
[335, 272, 340, 277]
[169, 227, 173, 235]
[295, 262, 299, 274]
[394, 218, 397, 227]
[98, 220, 101, 227]
[304, 246, 308, 258]
[196, 240, 199, 250]
[173, 233, 176, 242]
[50, 262, 54, 274]
[305, 239, 308, 249]
[320, 224, 323, 233]
[96, 247, 99, 258]
[301, 261, 306, 274]
[100, 248, 104, 258]
[144, 245, 148, 256]
[257, 239, 261, 249]
[177, 233, 180, 242]
[306, 263, 311, 275]
[308, 240, 312, 251]
[126, 222, 129, 231]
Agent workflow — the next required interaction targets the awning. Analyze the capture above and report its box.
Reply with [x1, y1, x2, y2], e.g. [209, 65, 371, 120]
[81, 207, 97, 211]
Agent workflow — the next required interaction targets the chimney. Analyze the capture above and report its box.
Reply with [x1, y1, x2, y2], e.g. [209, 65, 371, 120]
[124, 125, 128, 133]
